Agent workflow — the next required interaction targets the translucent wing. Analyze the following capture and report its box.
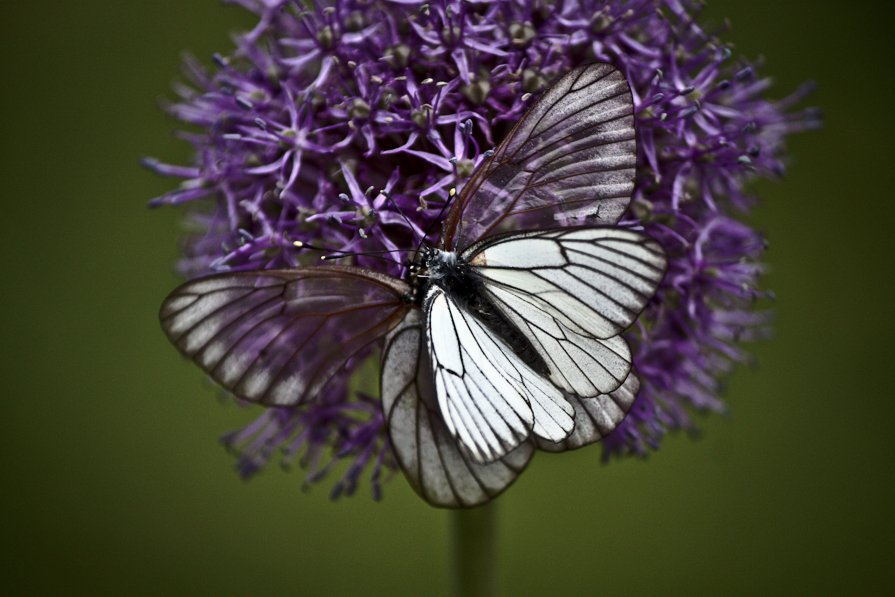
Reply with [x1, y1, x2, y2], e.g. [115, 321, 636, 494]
[537, 371, 640, 452]
[381, 310, 534, 508]
[443, 63, 635, 251]
[159, 266, 410, 406]
[425, 286, 574, 463]
[467, 227, 665, 398]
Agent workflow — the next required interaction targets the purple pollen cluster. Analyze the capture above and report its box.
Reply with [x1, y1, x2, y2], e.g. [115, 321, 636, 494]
[149, 0, 818, 500]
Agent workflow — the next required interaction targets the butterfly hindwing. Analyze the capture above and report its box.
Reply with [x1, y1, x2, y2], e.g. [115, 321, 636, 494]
[443, 63, 636, 250]
[381, 310, 535, 508]
[466, 227, 665, 398]
[160, 266, 410, 406]
[425, 286, 574, 463]
[537, 371, 641, 452]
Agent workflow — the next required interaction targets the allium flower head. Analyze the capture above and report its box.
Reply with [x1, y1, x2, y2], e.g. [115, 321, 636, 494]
[149, 0, 818, 500]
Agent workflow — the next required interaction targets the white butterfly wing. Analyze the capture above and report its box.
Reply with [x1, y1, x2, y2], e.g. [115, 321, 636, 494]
[425, 287, 574, 463]
[381, 310, 534, 508]
[467, 228, 666, 398]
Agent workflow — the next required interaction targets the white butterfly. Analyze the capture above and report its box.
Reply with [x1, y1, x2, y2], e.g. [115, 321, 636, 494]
[160, 63, 666, 507]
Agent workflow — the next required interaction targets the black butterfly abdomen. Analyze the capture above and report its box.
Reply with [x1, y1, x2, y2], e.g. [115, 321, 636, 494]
[432, 268, 550, 378]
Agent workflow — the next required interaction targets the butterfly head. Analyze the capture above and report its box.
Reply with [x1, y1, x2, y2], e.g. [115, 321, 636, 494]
[422, 248, 464, 283]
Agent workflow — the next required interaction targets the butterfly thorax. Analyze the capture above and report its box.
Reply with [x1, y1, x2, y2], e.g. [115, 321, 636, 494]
[424, 249, 463, 283]
[421, 248, 549, 377]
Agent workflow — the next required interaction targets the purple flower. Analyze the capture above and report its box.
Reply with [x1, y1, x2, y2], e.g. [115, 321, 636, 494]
[149, 0, 818, 499]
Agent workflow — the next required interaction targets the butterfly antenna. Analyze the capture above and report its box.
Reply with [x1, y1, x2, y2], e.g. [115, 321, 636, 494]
[294, 240, 413, 265]
[320, 249, 414, 263]
[416, 186, 457, 254]
[293, 240, 344, 254]
[380, 190, 422, 246]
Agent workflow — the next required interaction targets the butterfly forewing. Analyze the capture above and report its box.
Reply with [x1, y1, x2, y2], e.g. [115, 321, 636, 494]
[381, 310, 535, 508]
[442, 63, 636, 251]
[466, 228, 665, 398]
[160, 266, 410, 406]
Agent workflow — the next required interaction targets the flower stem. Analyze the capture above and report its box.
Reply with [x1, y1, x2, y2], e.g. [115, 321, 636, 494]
[451, 503, 498, 597]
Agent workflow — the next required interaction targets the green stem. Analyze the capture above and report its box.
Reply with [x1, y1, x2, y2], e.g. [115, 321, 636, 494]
[451, 503, 498, 597]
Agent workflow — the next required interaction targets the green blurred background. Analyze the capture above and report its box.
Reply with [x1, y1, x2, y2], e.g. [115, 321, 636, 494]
[1, 1, 892, 595]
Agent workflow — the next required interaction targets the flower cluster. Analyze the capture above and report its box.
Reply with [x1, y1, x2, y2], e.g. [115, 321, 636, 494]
[149, 0, 817, 499]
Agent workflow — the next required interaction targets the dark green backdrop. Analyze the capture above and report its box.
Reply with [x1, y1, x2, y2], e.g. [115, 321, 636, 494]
[2, 1, 892, 595]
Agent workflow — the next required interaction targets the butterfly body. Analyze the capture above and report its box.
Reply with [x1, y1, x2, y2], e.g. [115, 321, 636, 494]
[420, 246, 551, 378]
[421, 247, 461, 283]
[161, 63, 666, 507]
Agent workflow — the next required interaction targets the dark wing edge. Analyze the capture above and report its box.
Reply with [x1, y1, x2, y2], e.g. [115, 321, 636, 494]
[381, 309, 534, 508]
[537, 370, 641, 452]
[159, 265, 411, 407]
[442, 62, 636, 251]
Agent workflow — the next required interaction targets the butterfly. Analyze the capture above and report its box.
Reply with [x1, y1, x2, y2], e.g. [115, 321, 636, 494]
[159, 63, 666, 508]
